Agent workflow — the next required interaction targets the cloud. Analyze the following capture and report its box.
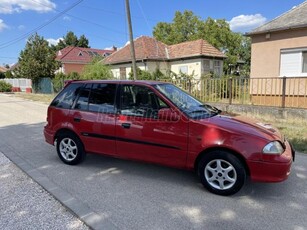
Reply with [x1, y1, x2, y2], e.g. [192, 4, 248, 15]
[18, 25, 25, 30]
[46, 37, 62, 46]
[0, 0, 56, 14]
[0, 19, 8, 32]
[63, 16, 71, 21]
[229, 14, 267, 32]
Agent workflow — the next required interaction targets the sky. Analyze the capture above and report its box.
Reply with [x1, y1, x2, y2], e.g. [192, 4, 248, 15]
[0, 0, 305, 66]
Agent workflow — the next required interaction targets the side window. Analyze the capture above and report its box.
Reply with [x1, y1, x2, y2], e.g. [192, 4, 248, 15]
[88, 83, 116, 113]
[120, 85, 168, 118]
[50, 83, 83, 109]
[74, 84, 91, 111]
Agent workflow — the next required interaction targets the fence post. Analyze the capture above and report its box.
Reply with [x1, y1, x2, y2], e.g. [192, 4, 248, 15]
[281, 76, 286, 108]
[228, 77, 233, 105]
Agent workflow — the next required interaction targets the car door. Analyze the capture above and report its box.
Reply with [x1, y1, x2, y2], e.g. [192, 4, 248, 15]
[69, 83, 117, 156]
[115, 84, 189, 168]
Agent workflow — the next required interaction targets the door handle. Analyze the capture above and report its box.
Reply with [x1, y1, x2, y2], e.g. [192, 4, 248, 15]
[121, 123, 131, 129]
[74, 117, 81, 122]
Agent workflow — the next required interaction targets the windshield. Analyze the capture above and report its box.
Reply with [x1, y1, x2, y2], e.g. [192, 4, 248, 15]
[154, 84, 221, 119]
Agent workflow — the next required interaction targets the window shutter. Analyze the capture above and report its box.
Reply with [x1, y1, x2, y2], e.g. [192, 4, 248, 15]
[280, 52, 301, 76]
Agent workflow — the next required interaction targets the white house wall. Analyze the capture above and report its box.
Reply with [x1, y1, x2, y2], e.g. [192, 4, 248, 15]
[170, 59, 202, 79]
[109, 58, 223, 80]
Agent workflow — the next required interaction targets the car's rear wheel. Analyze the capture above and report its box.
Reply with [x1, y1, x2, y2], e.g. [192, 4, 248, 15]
[198, 150, 246, 196]
[56, 133, 85, 165]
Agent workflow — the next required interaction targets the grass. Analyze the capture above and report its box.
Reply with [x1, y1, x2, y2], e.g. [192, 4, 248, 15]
[12, 92, 307, 153]
[242, 113, 307, 153]
[13, 92, 55, 104]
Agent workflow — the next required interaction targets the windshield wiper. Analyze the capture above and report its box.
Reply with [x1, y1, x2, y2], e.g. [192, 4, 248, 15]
[199, 104, 222, 114]
[188, 110, 210, 114]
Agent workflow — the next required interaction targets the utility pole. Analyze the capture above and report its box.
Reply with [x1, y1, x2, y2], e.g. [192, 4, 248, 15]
[125, 0, 137, 80]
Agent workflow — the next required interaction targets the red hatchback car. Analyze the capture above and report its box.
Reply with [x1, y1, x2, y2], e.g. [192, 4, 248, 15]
[44, 80, 294, 195]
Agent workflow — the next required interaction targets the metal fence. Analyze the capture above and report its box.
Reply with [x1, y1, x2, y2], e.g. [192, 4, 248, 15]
[162, 77, 307, 109]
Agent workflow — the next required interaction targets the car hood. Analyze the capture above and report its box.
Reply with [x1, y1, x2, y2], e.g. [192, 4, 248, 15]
[199, 114, 283, 142]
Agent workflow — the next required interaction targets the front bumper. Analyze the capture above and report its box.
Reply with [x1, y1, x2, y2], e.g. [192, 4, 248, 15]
[248, 140, 294, 183]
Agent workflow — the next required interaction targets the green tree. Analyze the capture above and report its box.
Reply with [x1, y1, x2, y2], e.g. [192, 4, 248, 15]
[153, 12, 251, 75]
[4, 70, 13, 78]
[81, 57, 113, 80]
[17, 33, 58, 89]
[56, 31, 90, 51]
[77, 35, 89, 48]
[153, 11, 203, 45]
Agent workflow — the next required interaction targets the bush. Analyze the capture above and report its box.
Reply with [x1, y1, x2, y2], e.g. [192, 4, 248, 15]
[0, 81, 12, 92]
[52, 73, 66, 93]
[52, 72, 81, 93]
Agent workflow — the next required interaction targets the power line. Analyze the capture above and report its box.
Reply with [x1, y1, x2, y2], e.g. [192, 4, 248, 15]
[28, 0, 127, 35]
[0, 0, 84, 49]
[81, 4, 160, 22]
[0, 56, 17, 59]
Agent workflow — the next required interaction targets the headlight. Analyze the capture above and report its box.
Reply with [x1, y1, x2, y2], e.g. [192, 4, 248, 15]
[263, 141, 284, 155]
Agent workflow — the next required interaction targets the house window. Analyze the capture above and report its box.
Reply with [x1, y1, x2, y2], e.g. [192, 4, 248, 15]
[280, 49, 307, 77]
[120, 67, 126, 79]
[302, 52, 307, 73]
[203, 60, 210, 73]
[179, 66, 188, 74]
[214, 60, 221, 76]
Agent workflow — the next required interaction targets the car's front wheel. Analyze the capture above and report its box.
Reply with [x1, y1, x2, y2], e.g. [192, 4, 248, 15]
[198, 151, 246, 196]
[56, 133, 85, 165]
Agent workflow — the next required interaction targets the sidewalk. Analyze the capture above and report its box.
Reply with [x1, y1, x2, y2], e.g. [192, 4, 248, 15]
[0, 151, 89, 230]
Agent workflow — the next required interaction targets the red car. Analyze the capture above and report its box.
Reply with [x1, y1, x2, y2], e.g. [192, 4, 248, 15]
[44, 80, 294, 195]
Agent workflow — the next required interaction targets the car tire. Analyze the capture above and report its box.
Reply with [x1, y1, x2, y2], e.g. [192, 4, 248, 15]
[198, 150, 246, 196]
[56, 132, 86, 165]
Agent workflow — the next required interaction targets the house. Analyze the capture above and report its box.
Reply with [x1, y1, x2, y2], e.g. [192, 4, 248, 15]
[56, 46, 116, 75]
[0, 66, 8, 72]
[247, 1, 307, 108]
[0, 66, 8, 78]
[103, 36, 226, 80]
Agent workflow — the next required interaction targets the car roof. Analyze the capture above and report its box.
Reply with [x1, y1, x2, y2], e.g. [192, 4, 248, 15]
[69, 80, 170, 86]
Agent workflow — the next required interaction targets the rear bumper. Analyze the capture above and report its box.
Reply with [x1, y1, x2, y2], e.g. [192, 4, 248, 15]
[44, 126, 55, 145]
[248, 141, 294, 183]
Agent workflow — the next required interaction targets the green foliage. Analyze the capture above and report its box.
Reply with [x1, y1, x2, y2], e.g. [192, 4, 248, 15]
[52, 72, 82, 93]
[153, 11, 251, 75]
[153, 11, 202, 45]
[17, 33, 58, 84]
[67, 71, 81, 80]
[4, 70, 13, 78]
[78, 35, 90, 48]
[0, 81, 12, 92]
[0, 72, 5, 79]
[52, 72, 66, 93]
[129, 68, 152, 80]
[129, 67, 172, 81]
[56, 31, 90, 51]
[81, 58, 113, 80]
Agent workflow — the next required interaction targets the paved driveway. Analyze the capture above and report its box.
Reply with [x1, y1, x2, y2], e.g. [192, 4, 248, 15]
[0, 94, 306, 230]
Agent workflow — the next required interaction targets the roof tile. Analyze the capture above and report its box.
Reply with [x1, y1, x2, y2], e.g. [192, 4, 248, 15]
[104, 36, 225, 65]
[56, 46, 115, 63]
[249, 1, 307, 35]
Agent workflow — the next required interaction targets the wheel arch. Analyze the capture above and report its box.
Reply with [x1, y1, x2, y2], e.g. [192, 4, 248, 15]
[194, 147, 250, 176]
[54, 128, 80, 144]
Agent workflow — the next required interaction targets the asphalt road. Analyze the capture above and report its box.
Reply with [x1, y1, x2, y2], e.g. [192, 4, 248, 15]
[0, 94, 306, 230]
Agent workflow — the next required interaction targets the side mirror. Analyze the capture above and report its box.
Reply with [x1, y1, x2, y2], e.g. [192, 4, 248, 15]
[158, 108, 180, 121]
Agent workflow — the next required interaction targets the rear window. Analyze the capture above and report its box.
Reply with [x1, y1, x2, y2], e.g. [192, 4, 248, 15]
[50, 83, 83, 109]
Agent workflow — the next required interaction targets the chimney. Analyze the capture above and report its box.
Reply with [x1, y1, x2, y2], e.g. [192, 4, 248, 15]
[112, 46, 117, 51]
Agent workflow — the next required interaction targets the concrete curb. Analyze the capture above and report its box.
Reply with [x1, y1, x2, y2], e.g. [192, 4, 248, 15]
[3, 149, 119, 230]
